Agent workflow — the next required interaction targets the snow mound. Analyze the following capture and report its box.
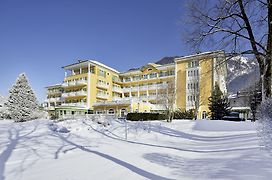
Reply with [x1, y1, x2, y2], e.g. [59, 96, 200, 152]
[48, 122, 70, 133]
[193, 120, 257, 131]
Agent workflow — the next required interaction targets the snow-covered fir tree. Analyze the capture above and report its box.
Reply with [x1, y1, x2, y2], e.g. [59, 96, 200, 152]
[208, 83, 230, 120]
[0, 95, 8, 119]
[5, 73, 39, 121]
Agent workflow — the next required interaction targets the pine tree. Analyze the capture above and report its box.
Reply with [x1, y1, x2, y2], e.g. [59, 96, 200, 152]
[208, 84, 230, 120]
[5, 73, 39, 121]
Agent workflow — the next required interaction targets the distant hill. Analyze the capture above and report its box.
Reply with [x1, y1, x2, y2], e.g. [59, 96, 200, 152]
[155, 56, 181, 65]
[226, 56, 259, 93]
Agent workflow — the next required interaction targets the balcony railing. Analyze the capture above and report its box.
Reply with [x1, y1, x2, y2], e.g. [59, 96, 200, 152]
[112, 87, 123, 93]
[48, 97, 63, 102]
[112, 96, 122, 101]
[97, 83, 109, 89]
[62, 80, 87, 87]
[76, 80, 87, 85]
[61, 102, 87, 107]
[96, 93, 109, 99]
[62, 91, 87, 98]
[75, 90, 87, 96]
[47, 90, 62, 95]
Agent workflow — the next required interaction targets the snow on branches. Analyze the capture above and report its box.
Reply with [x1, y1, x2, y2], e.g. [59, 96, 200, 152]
[5, 73, 39, 122]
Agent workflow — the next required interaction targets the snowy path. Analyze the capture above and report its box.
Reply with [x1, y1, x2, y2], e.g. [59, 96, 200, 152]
[0, 119, 271, 180]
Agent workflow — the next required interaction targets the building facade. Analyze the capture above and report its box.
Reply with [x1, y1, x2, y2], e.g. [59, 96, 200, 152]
[44, 51, 227, 119]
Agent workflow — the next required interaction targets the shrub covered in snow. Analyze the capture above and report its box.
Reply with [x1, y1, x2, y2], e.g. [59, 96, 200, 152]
[48, 122, 70, 133]
[0, 95, 9, 119]
[5, 73, 39, 122]
[257, 98, 272, 151]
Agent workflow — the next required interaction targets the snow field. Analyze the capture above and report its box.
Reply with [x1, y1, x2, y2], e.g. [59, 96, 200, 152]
[0, 118, 271, 180]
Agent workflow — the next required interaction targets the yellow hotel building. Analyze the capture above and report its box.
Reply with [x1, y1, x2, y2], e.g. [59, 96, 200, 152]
[44, 51, 227, 119]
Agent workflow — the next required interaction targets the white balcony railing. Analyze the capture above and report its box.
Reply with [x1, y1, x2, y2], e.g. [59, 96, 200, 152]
[97, 83, 109, 89]
[112, 96, 122, 101]
[44, 106, 56, 111]
[122, 88, 130, 93]
[148, 85, 157, 90]
[147, 95, 157, 100]
[61, 102, 87, 107]
[48, 97, 63, 102]
[96, 93, 109, 99]
[62, 80, 87, 87]
[139, 86, 148, 91]
[76, 80, 87, 85]
[47, 90, 62, 95]
[62, 91, 87, 98]
[112, 87, 123, 93]
[75, 90, 87, 96]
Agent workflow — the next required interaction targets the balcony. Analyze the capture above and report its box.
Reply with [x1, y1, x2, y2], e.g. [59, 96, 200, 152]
[47, 90, 62, 95]
[61, 102, 87, 107]
[48, 97, 63, 103]
[62, 91, 87, 98]
[122, 87, 130, 93]
[75, 90, 87, 96]
[139, 86, 148, 91]
[97, 82, 109, 89]
[112, 96, 122, 101]
[96, 93, 109, 99]
[147, 95, 157, 100]
[44, 106, 56, 111]
[148, 84, 157, 90]
[112, 87, 123, 94]
[76, 80, 87, 85]
[112, 77, 122, 83]
[62, 80, 87, 88]
[93, 100, 131, 106]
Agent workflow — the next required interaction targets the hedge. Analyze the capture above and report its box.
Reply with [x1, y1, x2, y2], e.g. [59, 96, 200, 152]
[126, 113, 167, 121]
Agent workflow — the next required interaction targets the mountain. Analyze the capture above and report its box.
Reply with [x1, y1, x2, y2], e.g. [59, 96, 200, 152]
[155, 56, 180, 65]
[227, 56, 259, 93]
[142, 55, 259, 94]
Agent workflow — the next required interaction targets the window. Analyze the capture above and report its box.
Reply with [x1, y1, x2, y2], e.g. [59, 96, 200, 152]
[143, 74, 148, 79]
[149, 73, 157, 79]
[124, 77, 131, 82]
[108, 109, 115, 114]
[99, 69, 106, 77]
[202, 111, 207, 119]
[188, 60, 199, 68]
[96, 110, 103, 114]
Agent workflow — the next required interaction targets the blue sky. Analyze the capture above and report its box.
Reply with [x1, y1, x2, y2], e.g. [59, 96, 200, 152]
[0, 0, 194, 102]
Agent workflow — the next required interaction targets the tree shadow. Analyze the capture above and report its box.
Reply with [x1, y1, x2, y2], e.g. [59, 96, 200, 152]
[149, 123, 257, 142]
[0, 121, 41, 180]
[83, 120, 259, 153]
[49, 128, 173, 180]
[143, 152, 272, 179]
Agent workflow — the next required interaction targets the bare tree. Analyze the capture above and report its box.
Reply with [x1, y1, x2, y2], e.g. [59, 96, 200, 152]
[158, 81, 176, 122]
[185, 0, 272, 100]
[192, 80, 201, 119]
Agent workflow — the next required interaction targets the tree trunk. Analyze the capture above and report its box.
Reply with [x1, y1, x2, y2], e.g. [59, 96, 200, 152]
[265, 0, 272, 99]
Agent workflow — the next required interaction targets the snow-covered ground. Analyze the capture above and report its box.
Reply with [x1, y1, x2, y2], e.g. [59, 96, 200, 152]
[0, 118, 271, 180]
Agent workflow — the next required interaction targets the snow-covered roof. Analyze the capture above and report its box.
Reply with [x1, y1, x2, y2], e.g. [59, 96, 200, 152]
[45, 84, 62, 89]
[62, 60, 119, 74]
[90, 60, 119, 73]
[175, 50, 225, 62]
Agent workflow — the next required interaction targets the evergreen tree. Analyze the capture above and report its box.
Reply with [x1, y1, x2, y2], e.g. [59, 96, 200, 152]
[5, 73, 39, 121]
[208, 84, 230, 120]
